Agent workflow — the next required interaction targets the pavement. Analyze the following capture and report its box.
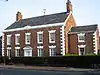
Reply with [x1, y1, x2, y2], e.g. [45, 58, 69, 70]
[0, 64, 99, 72]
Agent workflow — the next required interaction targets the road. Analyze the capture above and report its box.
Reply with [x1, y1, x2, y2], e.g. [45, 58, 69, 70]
[0, 68, 100, 75]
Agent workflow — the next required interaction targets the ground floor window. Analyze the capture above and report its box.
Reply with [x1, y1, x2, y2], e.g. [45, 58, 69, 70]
[79, 48, 85, 56]
[15, 49, 20, 57]
[23, 46, 32, 57]
[7, 49, 11, 59]
[24, 49, 32, 57]
[49, 48, 56, 56]
[38, 48, 43, 56]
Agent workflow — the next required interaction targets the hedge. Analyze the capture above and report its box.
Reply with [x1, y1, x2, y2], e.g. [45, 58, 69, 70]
[0, 56, 100, 68]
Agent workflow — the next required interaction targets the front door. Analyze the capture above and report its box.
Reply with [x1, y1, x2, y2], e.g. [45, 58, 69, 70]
[80, 48, 85, 56]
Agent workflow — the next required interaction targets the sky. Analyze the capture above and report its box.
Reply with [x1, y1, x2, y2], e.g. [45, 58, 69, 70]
[0, 0, 100, 35]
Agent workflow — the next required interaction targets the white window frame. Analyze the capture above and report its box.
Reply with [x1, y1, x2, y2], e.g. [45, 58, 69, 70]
[24, 50, 32, 57]
[78, 45, 86, 56]
[15, 47, 20, 57]
[38, 49, 43, 56]
[49, 46, 56, 56]
[15, 34, 20, 45]
[78, 33, 85, 42]
[25, 33, 31, 44]
[7, 35, 11, 45]
[37, 31, 43, 44]
[23, 46, 32, 57]
[7, 47, 11, 59]
[49, 30, 56, 43]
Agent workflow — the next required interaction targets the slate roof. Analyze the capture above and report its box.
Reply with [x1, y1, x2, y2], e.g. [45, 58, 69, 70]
[5, 12, 69, 30]
[69, 24, 97, 33]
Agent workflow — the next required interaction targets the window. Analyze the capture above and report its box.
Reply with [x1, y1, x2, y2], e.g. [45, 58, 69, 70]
[24, 50, 32, 57]
[49, 30, 56, 43]
[25, 33, 31, 44]
[38, 48, 43, 56]
[23, 46, 32, 57]
[49, 48, 56, 56]
[49, 46, 56, 56]
[37, 32, 43, 44]
[15, 34, 20, 45]
[7, 49, 11, 57]
[7, 47, 11, 59]
[78, 45, 86, 56]
[78, 33, 85, 42]
[15, 49, 20, 57]
[7, 35, 11, 45]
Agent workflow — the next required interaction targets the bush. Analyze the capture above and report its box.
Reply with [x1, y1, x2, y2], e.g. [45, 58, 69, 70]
[1, 56, 100, 68]
[65, 53, 79, 56]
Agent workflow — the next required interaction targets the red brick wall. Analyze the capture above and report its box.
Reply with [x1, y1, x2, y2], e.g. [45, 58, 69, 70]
[68, 32, 94, 54]
[64, 14, 76, 54]
[85, 32, 94, 53]
[68, 34, 78, 54]
[4, 26, 61, 57]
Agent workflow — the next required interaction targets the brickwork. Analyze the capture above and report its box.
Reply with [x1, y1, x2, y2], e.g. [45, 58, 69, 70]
[4, 26, 61, 57]
[64, 14, 76, 54]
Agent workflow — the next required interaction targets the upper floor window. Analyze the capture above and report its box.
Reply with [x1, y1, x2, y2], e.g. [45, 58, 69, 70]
[25, 33, 31, 44]
[49, 30, 56, 43]
[37, 31, 43, 44]
[15, 34, 20, 45]
[78, 33, 85, 42]
[7, 35, 11, 45]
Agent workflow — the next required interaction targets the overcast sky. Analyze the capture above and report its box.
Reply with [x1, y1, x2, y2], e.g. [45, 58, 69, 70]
[0, 0, 100, 35]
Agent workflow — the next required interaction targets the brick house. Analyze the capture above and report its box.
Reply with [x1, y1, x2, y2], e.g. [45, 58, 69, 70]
[68, 25, 99, 55]
[2, 0, 99, 57]
[2, 0, 76, 57]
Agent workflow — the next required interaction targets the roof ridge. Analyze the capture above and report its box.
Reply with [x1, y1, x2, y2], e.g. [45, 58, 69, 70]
[22, 12, 67, 20]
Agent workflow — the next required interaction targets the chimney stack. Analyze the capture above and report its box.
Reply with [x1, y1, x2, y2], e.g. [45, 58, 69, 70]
[66, 0, 73, 13]
[16, 11, 22, 21]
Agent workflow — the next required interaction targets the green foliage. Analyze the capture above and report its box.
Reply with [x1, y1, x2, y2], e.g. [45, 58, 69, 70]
[65, 53, 79, 56]
[86, 53, 100, 56]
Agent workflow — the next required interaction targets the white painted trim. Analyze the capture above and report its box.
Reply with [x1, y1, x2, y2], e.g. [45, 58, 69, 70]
[25, 33, 31, 44]
[93, 31, 98, 55]
[24, 49, 32, 57]
[7, 35, 11, 37]
[48, 30, 56, 33]
[3, 22, 64, 32]
[49, 30, 56, 43]
[37, 31, 43, 34]
[7, 47, 11, 49]
[25, 33, 31, 35]
[78, 45, 86, 56]
[15, 47, 20, 49]
[15, 48, 20, 57]
[15, 34, 20, 36]
[78, 47, 85, 56]
[23, 46, 32, 57]
[15, 34, 20, 45]
[37, 46, 43, 48]
[78, 45, 86, 48]
[7, 48, 11, 57]
[23, 46, 32, 50]
[49, 47, 56, 56]
[49, 45, 56, 48]
[37, 31, 43, 44]
[37, 48, 43, 56]
[60, 26, 65, 56]
[7, 34, 12, 45]
[77, 33, 85, 42]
